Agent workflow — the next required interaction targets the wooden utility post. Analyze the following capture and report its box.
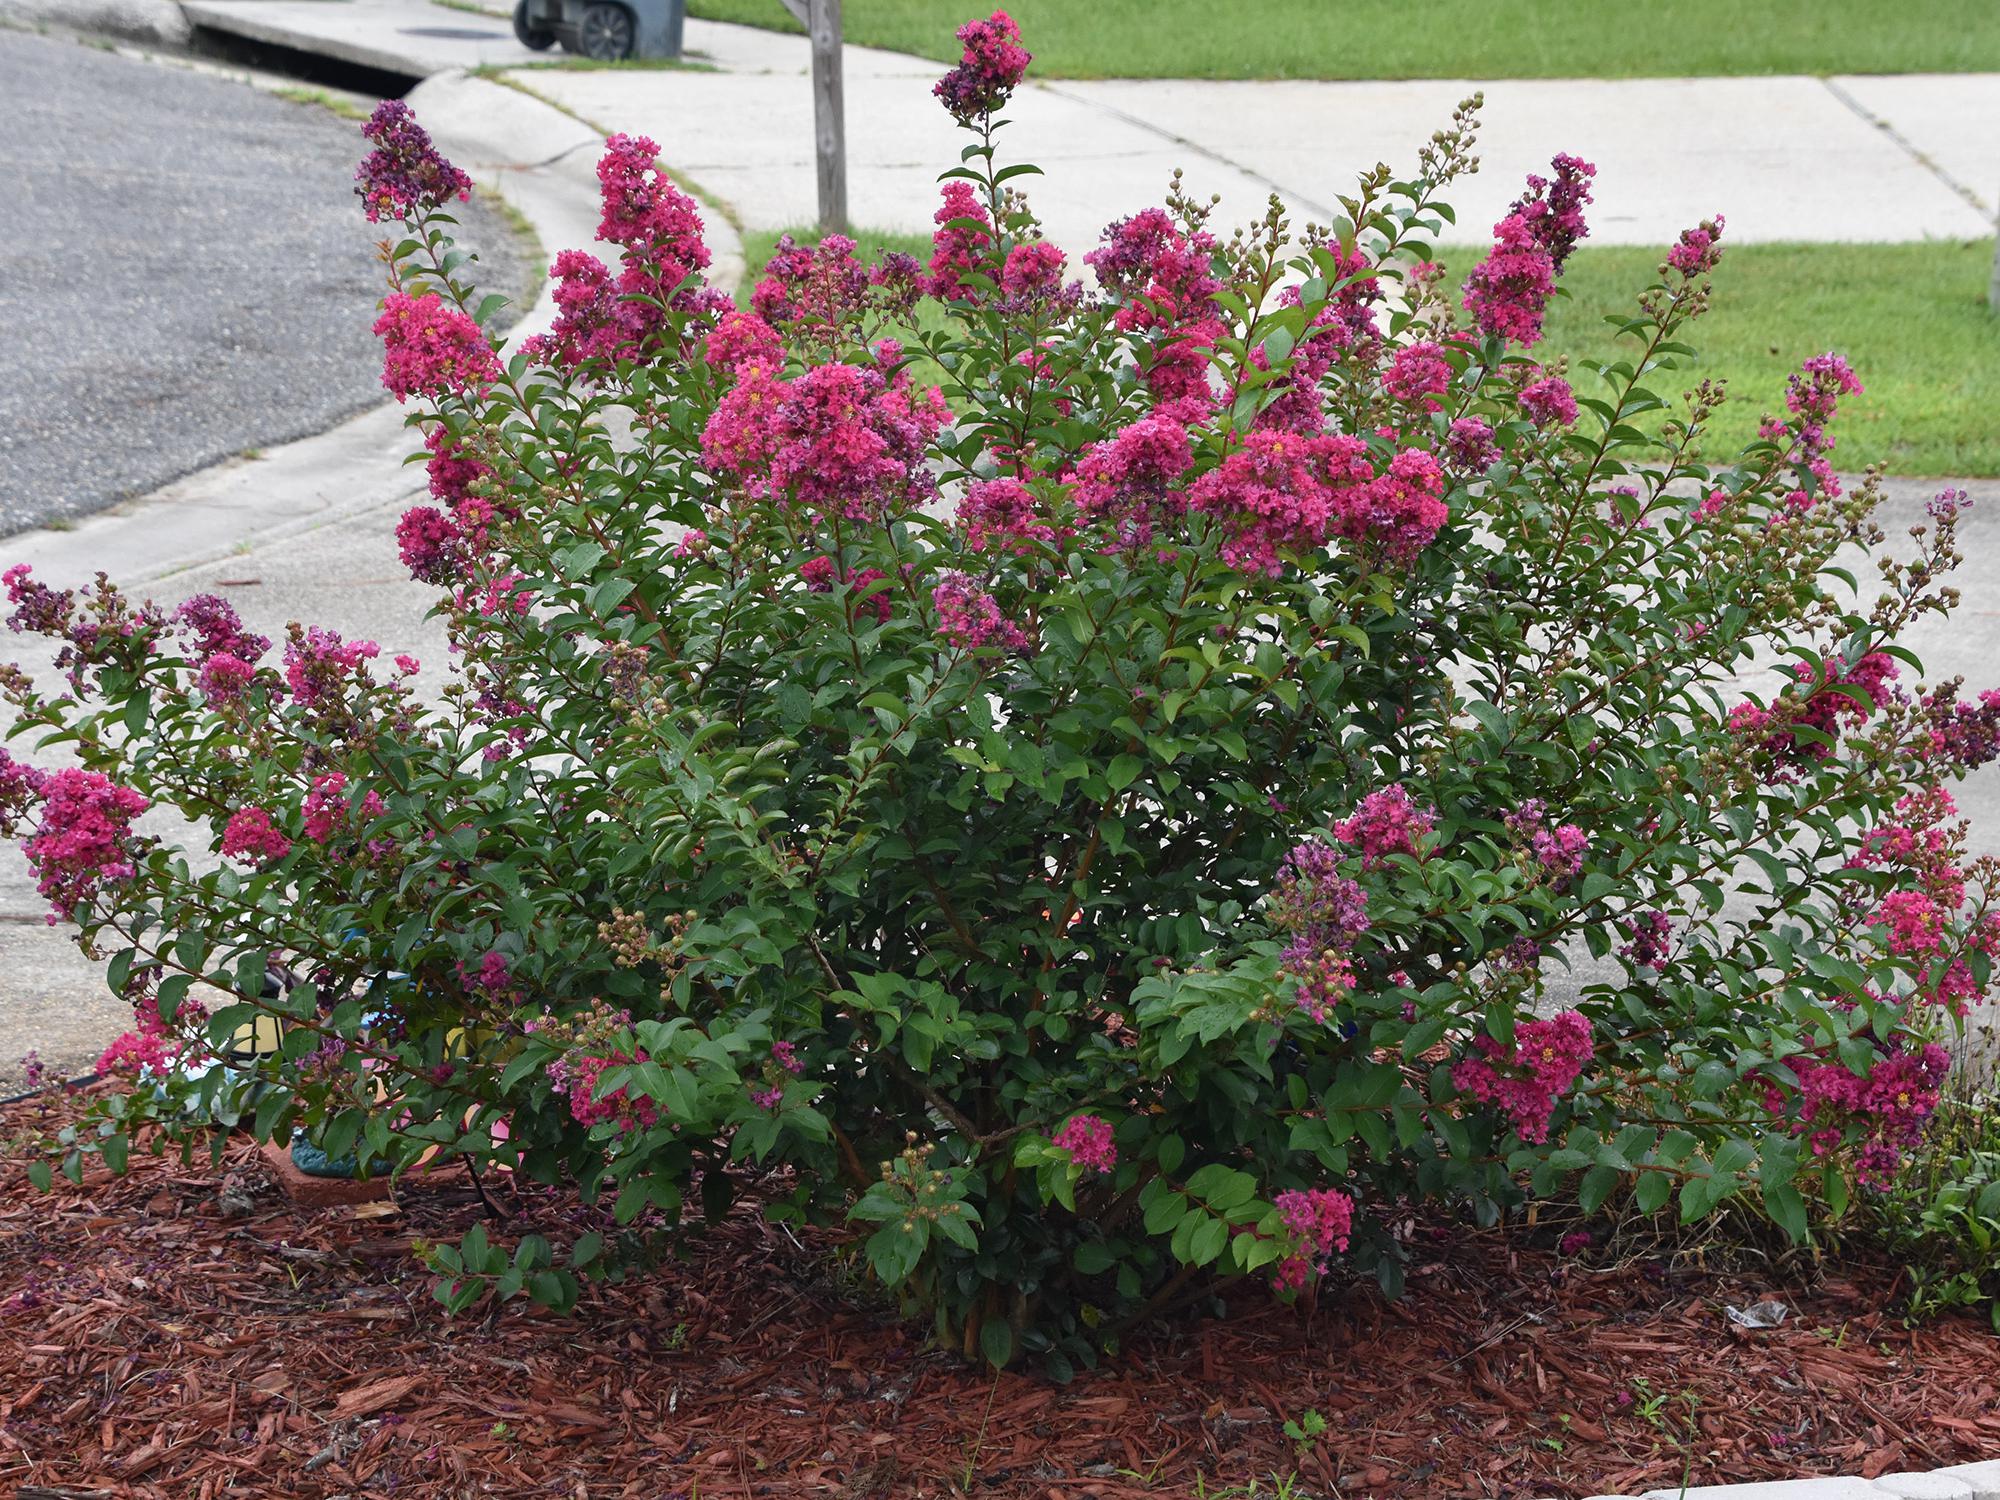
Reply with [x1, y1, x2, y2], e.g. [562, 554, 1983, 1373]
[778, 0, 848, 233]
[1991, 196, 2000, 310]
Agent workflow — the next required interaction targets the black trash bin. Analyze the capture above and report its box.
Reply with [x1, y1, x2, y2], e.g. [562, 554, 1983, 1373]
[514, 0, 685, 61]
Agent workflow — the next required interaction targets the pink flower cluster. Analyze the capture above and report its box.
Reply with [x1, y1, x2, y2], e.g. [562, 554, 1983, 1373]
[932, 571, 1030, 652]
[302, 772, 385, 844]
[220, 806, 291, 865]
[0, 749, 45, 839]
[1184, 431, 1351, 575]
[523, 134, 716, 370]
[1782, 1038, 1949, 1189]
[373, 292, 499, 403]
[554, 1049, 659, 1132]
[461, 949, 516, 1005]
[701, 360, 950, 524]
[1383, 340, 1452, 408]
[354, 100, 473, 223]
[396, 428, 502, 587]
[284, 625, 380, 708]
[706, 308, 784, 375]
[98, 992, 191, 1079]
[1053, 1113, 1116, 1174]
[1666, 215, 1726, 277]
[1847, 786, 2000, 1013]
[21, 768, 149, 923]
[999, 241, 1069, 306]
[1505, 799, 1588, 881]
[958, 477, 1054, 554]
[1451, 1010, 1594, 1144]
[172, 594, 269, 703]
[933, 9, 1031, 123]
[1323, 448, 1450, 568]
[1071, 411, 1194, 551]
[1462, 154, 1594, 347]
[751, 1039, 806, 1110]
[1289, 949, 1357, 1025]
[1463, 212, 1555, 346]
[1087, 207, 1224, 408]
[1518, 374, 1578, 429]
[1729, 650, 1897, 771]
[1872, 889, 1946, 957]
[174, 594, 268, 670]
[1759, 351, 1863, 501]
[1331, 785, 1435, 869]
[800, 556, 893, 623]
[1272, 1186, 1354, 1292]
[928, 180, 993, 302]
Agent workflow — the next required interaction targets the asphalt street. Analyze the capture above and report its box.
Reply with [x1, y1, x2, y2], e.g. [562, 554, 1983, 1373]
[0, 26, 524, 532]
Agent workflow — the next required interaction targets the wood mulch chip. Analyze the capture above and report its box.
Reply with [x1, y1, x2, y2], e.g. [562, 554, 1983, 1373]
[2, 1087, 1996, 1498]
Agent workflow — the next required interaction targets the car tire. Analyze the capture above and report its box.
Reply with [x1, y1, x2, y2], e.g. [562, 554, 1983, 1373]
[512, 0, 557, 50]
[577, 1, 636, 61]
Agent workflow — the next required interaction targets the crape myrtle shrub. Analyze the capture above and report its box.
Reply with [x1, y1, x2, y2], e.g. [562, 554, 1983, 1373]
[6, 10, 1999, 1372]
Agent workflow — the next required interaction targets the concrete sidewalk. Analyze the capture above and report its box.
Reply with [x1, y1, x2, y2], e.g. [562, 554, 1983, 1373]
[171, 0, 1998, 255]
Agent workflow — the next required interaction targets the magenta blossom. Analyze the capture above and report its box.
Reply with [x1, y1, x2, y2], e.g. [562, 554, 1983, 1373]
[1451, 1011, 1594, 1144]
[220, 806, 292, 865]
[21, 769, 149, 923]
[1331, 785, 1435, 868]
[1518, 374, 1578, 428]
[1053, 1114, 1116, 1174]
[933, 9, 1031, 123]
[373, 292, 499, 402]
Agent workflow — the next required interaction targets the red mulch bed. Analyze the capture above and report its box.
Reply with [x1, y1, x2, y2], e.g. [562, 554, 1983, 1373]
[2, 1088, 1996, 1499]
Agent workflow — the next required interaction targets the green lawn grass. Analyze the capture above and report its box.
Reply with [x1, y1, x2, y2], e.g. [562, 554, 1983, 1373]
[742, 229, 2000, 477]
[690, 0, 2000, 80]
[1540, 240, 2000, 478]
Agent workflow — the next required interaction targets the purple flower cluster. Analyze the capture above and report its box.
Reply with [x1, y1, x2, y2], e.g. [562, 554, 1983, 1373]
[1618, 910, 1673, 972]
[751, 233, 871, 341]
[1268, 836, 1371, 1023]
[932, 571, 1030, 652]
[933, 10, 1031, 124]
[354, 100, 473, 223]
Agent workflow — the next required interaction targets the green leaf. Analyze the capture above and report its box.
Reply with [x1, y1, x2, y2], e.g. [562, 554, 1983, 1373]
[980, 1319, 1015, 1369]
